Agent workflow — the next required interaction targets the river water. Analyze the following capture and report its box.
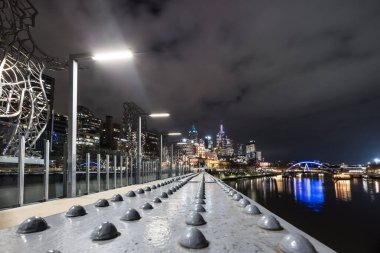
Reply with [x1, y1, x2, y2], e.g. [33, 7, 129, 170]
[225, 174, 380, 253]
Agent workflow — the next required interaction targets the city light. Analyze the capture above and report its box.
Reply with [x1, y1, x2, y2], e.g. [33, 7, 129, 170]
[92, 50, 133, 61]
[374, 158, 380, 164]
[167, 132, 181, 136]
[149, 113, 170, 118]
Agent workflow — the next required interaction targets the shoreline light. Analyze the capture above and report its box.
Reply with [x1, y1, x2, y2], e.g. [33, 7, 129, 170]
[92, 50, 133, 61]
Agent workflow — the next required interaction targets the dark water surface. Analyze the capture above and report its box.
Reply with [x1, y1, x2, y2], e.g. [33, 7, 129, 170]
[225, 174, 380, 253]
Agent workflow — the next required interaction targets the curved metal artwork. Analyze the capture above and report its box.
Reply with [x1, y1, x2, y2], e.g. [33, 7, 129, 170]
[0, 0, 65, 156]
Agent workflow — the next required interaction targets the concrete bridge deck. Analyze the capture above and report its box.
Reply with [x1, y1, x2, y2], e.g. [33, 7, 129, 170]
[0, 173, 335, 253]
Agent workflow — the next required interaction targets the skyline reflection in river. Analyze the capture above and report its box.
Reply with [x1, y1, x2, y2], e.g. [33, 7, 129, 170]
[225, 174, 380, 253]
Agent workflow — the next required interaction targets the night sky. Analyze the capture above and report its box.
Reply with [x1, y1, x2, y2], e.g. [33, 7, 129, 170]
[32, 0, 380, 164]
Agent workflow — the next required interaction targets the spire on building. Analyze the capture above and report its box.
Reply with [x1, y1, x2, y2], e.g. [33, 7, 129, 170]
[188, 123, 198, 141]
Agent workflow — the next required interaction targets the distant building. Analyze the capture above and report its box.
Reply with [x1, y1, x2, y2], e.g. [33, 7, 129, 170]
[50, 112, 68, 167]
[256, 151, 262, 162]
[204, 135, 213, 150]
[246, 140, 256, 160]
[122, 102, 147, 156]
[237, 144, 244, 156]
[188, 124, 198, 142]
[178, 138, 196, 157]
[77, 105, 102, 160]
[196, 139, 206, 158]
[144, 130, 159, 158]
[215, 123, 234, 158]
[100, 116, 123, 151]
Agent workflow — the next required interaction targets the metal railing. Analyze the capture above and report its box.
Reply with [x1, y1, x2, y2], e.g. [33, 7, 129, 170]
[0, 136, 190, 209]
[0, 136, 191, 209]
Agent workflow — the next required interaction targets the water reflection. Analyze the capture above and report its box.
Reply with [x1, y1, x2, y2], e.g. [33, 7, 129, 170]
[292, 176, 324, 212]
[334, 180, 351, 202]
[226, 174, 380, 253]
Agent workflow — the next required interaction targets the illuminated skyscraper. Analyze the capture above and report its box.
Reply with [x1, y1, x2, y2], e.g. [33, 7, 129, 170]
[77, 105, 102, 160]
[215, 123, 234, 158]
[204, 135, 213, 150]
[188, 124, 198, 142]
[216, 123, 225, 148]
[246, 140, 256, 160]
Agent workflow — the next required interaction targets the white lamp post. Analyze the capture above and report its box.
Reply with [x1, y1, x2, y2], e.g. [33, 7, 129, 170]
[67, 50, 133, 197]
[136, 113, 170, 184]
[159, 132, 181, 179]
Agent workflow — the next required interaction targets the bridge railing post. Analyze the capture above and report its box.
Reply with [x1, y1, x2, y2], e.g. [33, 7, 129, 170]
[97, 154, 100, 192]
[106, 155, 110, 190]
[44, 140, 50, 201]
[86, 153, 90, 194]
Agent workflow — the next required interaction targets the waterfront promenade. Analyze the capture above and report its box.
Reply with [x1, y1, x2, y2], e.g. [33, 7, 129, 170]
[0, 173, 334, 252]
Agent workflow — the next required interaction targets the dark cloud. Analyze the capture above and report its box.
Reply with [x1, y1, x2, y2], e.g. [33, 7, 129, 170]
[32, 0, 380, 163]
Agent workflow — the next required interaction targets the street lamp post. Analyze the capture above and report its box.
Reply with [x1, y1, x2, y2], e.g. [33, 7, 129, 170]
[159, 132, 181, 180]
[137, 113, 170, 184]
[67, 50, 133, 197]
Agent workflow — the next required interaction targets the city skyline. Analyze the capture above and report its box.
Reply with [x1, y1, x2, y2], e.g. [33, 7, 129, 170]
[31, 0, 380, 163]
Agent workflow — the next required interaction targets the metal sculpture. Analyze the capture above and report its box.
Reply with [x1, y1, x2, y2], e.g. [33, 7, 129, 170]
[0, 0, 65, 156]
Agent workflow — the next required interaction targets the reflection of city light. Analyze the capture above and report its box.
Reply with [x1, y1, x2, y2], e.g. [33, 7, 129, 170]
[375, 181, 380, 194]
[363, 179, 368, 193]
[293, 176, 324, 212]
[334, 180, 351, 201]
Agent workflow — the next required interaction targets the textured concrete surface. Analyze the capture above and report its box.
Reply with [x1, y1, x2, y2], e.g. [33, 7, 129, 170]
[0, 177, 174, 229]
[0, 173, 335, 253]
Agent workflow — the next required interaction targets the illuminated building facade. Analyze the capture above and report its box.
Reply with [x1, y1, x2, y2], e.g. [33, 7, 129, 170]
[188, 124, 198, 142]
[144, 130, 159, 158]
[100, 116, 124, 151]
[50, 112, 68, 167]
[215, 123, 234, 158]
[256, 151, 262, 162]
[196, 139, 206, 158]
[204, 135, 213, 150]
[77, 105, 102, 159]
[246, 140, 256, 160]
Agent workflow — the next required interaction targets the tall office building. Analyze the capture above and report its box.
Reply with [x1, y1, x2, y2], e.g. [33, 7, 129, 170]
[204, 135, 213, 150]
[215, 123, 234, 158]
[256, 151, 262, 162]
[246, 140, 256, 160]
[144, 130, 159, 158]
[237, 144, 244, 156]
[50, 112, 68, 167]
[122, 102, 147, 155]
[76, 105, 102, 159]
[100, 116, 123, 151]
[188, 124, 198, 142]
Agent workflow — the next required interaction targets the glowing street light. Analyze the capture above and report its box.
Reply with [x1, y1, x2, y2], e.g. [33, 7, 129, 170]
[167, 132, 181, 136]
[149, 113, 170, 118]
[92, 50, 133, 61]
[374, 158, 380, 164]
[67, 50, 134, 197]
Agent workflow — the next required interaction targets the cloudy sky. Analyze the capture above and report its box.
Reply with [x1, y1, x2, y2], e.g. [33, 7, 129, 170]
[32, 0, 380, 163]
